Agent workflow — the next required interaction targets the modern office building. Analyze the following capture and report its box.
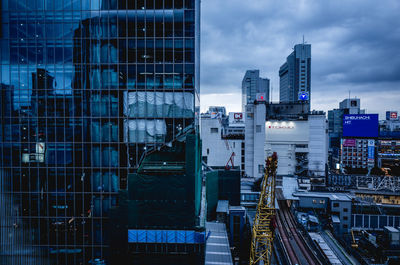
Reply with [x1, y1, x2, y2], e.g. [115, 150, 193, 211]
[0, 1, 201, 264]
[279, 43, 311, 108]
[241, 70, 270, 112]
[328, 98, 366, 168]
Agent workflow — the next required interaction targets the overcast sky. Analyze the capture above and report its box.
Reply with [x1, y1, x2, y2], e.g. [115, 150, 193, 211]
[199, 0, 400, 117]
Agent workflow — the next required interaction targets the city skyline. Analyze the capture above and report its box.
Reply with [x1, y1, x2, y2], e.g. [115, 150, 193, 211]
[200, 0, 400, 117]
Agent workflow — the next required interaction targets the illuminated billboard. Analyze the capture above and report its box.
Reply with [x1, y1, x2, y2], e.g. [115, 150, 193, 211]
[343, 114, 379, 138]
[386, 111, 398, 120]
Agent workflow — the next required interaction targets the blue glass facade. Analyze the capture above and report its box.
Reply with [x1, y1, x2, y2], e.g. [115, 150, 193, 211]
[0, 0, 199, 264]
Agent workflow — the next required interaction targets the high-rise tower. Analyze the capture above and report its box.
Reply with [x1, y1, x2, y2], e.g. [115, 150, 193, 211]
[242, 70, 270, 112]
[279, 43, 311, 108]
[0, 1, 201, 264]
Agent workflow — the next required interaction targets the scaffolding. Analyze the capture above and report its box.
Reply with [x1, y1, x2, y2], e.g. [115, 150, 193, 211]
[250, 153, 277, 265]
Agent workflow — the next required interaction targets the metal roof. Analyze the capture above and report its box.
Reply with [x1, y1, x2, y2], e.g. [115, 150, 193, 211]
[293, 191, 352, 202]
[216, 200, 229, 213]
[205, 222, 233, 265]
[384, 226, 399, 233]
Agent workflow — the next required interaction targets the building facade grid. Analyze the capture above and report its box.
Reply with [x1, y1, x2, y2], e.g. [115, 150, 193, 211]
[0, 0, 199, 264]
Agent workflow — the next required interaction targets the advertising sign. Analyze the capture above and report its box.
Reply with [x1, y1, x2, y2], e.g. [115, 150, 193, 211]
[234, 113, 243, 120]
[229, 112, 244, 126]
[298, 91, 309, 101]
[343, 139, 356, 147]
[256, 93, 266, 102]
[368, 140, 375, 163]
[386, 111, 398, 120]
[343, 114, 379, 137]
[379, 140, 392, 146]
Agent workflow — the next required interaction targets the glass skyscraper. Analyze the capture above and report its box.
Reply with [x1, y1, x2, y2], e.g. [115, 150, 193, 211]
[241, 69, 269, 112]
[0, 1, 200, 264]
[279, 43, 311, 108]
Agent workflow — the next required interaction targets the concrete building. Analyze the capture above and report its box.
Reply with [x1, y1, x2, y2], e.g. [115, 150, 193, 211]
[265, 113, 328, 185]
[244, 102, 328, 188]
[376, 111, 400, 170]
[242, 70, 270, 112]
[328, 98, 366, 168]
[201, 108, 245, 171]
[377, 139, 400, 168]
[244, 103, 267, 179]
[279, 43, 311, 109]
[380, 111, 400, 136]
[328, 98, 365, 148]
[293, 192, 352, 234]
[340, 139, 375, 171]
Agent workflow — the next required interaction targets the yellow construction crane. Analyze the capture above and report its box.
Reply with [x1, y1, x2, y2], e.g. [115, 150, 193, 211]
[250, 153, 277, 265]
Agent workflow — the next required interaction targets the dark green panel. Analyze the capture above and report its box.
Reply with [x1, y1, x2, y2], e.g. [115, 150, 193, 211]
[206, 171, 219, 221]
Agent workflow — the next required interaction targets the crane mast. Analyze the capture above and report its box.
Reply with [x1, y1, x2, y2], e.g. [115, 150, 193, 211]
[250, 153, 277, 265]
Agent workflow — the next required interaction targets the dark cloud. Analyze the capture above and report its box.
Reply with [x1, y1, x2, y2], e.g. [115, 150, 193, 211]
[200, 0, 400, 116]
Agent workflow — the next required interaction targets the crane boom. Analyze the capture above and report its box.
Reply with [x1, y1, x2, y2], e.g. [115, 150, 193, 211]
[250, 153, 277, 265]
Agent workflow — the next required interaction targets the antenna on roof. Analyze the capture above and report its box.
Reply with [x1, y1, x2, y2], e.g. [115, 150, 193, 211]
[270, 83, 273, 103]
[302, 35, 308, 44]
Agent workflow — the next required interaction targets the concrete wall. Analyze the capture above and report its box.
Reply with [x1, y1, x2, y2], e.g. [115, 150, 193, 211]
[330, 200, 352, 234]
[298, 196, 328, 209]
[201, 117, 242, 168]
[265, 120, 308, 176]
[245, 103, 266, 178]
[308, 115, 328, 177]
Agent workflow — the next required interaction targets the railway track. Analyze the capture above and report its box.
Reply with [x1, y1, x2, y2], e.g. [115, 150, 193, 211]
[276, 206, 300, 265]
[276, 200, 321, 265]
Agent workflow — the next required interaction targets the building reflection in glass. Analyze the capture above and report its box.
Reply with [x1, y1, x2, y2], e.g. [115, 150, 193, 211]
[0, 0, 198, 264]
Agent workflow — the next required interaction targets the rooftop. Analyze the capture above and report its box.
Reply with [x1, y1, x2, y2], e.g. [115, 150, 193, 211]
[205, 222, 233, 265]
[293, 191, 352, 202]
[216, 200, 229, 214]
[384, 226, 399, 233]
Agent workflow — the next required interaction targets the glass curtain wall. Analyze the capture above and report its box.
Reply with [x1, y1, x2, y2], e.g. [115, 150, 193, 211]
[0, 0, 199, 264]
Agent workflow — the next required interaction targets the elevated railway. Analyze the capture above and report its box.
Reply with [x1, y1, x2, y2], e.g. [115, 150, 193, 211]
[276, 196, 322, 265]
[250, 154, 324, 265]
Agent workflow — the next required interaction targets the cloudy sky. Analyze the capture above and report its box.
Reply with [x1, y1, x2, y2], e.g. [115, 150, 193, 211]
[200, 0, 400, 117]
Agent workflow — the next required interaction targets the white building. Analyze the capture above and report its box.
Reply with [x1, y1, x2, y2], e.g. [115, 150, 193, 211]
[201, 109, 245, 170]
[244, 103, 328, 187]
[244, 103, 266, 179]
[265, 115, 327, 179]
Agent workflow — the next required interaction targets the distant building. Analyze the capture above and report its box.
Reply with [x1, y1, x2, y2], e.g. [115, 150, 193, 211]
[208, 106, 227, 117]
[380, 111, 400, 134]
[265, 113, 328, 186]
[340, 139, 375, 171]
[244, 102, 328, 189]
[244, 103, 267, 179]
[279, 43, 311, 108]
[265, 102, 310, 119]
[293, 192, 352, 235]
[201, 108, 245, 171]
[241, 70, 270, 112]
[377, 111, 400, 169]
[328, 98, 365, 168]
